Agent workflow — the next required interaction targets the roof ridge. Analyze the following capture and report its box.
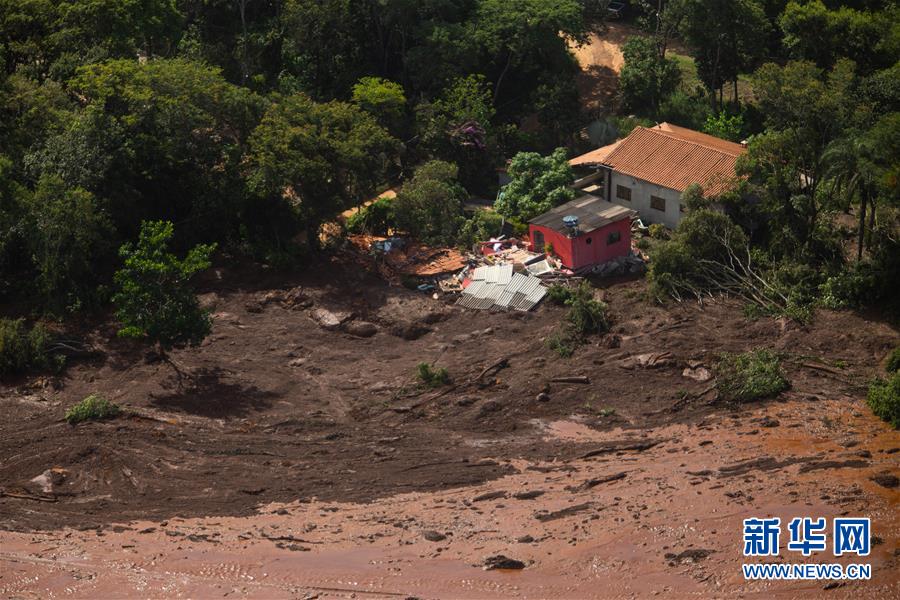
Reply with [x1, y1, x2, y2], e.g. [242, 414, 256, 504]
[649, 123, 743, 156]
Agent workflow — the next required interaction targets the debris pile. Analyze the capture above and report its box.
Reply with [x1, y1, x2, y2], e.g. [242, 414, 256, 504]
[456, 264, 547, 312]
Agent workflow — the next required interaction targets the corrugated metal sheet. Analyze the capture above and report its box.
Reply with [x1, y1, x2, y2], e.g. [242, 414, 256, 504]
[457, 269, 546, 312]
[568, 122, 745, 196]
[473, 264, 513, 284]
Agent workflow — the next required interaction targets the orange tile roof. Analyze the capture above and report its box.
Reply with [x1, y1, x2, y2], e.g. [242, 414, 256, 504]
[569, 123, 746, 196]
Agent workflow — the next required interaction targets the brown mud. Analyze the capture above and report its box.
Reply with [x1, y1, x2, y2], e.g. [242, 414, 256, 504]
[1, 257, 898, 598]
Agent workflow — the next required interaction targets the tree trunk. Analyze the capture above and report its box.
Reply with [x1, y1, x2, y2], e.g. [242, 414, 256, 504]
[857, 189, 867, 263]
[733, 79, 739, 106]
[866, 196, 876, 252]
[494, 51, 513, 106]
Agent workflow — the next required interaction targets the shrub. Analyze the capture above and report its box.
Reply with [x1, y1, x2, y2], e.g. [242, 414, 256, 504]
[886, 347, 900, 374]
[566, 282, 610, 336]
[416, 362, 449, 387]
[546, 330, 576, 358]
[0, 318, 61, 375]
[546, 282, 610, 358]
[65, 394, 121, 424]
[648, 223, 669, 240]
[546, 284, 574, 305]
[867, 372, 900, 429]
[715, 349, 788, 402]
[345, 196, 396, 236]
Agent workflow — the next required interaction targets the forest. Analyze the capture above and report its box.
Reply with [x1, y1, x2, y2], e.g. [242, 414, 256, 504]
[0, 0, 898, 338]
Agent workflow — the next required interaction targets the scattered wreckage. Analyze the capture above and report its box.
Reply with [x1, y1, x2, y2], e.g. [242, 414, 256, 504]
[348, 222, 650, 313]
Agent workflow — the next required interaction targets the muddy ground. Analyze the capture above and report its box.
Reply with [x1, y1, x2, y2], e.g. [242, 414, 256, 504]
[1, 255, 899, 598]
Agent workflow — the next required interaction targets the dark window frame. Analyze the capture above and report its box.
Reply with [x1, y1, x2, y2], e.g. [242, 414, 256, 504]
[607, 230, 621, 245]
[650, 195, 666, 211]
[616, 184, 631, 202]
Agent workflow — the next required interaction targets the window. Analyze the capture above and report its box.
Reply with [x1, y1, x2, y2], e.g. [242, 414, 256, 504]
[532, 229, 545, 253]
[650, 195, 666, 211]
[616, 185, 631, 202]
[607, 230, 621, 245]
[585, 236, 592, 245]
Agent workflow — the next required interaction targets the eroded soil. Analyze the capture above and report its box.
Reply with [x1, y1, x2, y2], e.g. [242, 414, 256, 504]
[1, 257, 898, 598]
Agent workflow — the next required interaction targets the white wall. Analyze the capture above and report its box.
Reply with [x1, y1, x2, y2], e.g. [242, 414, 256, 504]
[608, 171, 683, 229]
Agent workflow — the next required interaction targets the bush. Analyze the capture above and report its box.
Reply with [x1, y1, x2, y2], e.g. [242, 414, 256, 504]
[648, 223, 669, 240]
[886, 347, 900, 374]
[867, 372, 900, 429]
[416, 362, 449, 387]
[0, 318, 61, 375]
[546, 282, 610, 358]
[546, 330, 576, 358]
[715, 349, 788, 402]
[566, 282, 610, 336]
[65, 394, 121, 424]
[345, 196, 396, 236]
[546, 283, 574, 305]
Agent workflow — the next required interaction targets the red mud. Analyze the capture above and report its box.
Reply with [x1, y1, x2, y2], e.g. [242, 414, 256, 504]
[1, 259, 898, 598]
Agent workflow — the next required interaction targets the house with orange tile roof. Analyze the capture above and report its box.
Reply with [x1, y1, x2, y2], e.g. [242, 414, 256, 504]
[569, 123, 746, 229]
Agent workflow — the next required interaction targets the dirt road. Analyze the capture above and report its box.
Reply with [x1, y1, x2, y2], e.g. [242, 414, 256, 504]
[1, 260, 898, 598]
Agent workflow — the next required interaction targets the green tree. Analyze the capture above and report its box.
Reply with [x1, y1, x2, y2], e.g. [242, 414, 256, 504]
[24, 175, 112, 311]
[113, 221, 215, 368]
[619, 35, 681, 115]
[247, 93, 399, 249]
[780, 1, 899, 74]
[494, 148, 575, 222]
[473, 0, 587, 106]
[351, 76, 406, 134]
[393, 160, 467, 245]
[739, 59, 855, 256]
[680, 0, 770, 110]
[702, 111, 744, 141]
[57, 59, 263, 244]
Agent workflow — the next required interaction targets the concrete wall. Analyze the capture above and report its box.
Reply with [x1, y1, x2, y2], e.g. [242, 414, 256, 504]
[607, 171, 683, 229]
[529, 219, 631, 270]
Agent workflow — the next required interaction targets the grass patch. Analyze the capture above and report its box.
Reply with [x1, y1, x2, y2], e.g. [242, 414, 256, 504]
[867, 372, 900, 429]
[65, 394, 121, 425]
[416, 362, 450, 388]
[715, 349, 788, 403]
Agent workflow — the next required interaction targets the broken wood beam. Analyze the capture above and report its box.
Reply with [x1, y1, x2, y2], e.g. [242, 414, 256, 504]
[550, 376, 590, 384]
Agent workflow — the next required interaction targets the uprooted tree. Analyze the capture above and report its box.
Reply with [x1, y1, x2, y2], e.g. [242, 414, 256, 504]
[112, 221, 216, 377]
[647, 209, 789, 313]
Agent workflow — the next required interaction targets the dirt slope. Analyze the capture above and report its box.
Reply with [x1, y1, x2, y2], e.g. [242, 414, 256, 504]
[1, 258, 898, 597]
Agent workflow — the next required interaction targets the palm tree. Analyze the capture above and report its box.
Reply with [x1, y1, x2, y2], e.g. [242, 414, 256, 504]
[823, 133, 878, 262]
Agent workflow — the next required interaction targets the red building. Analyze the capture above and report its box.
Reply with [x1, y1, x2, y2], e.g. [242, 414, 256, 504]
[528, 195, 634, 271]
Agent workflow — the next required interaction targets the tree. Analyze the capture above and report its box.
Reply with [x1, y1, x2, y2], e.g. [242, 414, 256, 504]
[393, 160, 467, 245]
[24, 174, 112, 311]
[619, 35, 681, 115]
[414, 74, 498, 191]
[58, 59, 264, 245]
[473, 0, 587, 106]
[351, 76, 406, 134]
[780, 1, 898, 74]
[680, 0, 770, 110]
[113, 221, 215, 370]
[494, 148, 575, 222]
[702, 111, 744, 141]
[247, 93, 399, 249]
[739, 59, 855, 256]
